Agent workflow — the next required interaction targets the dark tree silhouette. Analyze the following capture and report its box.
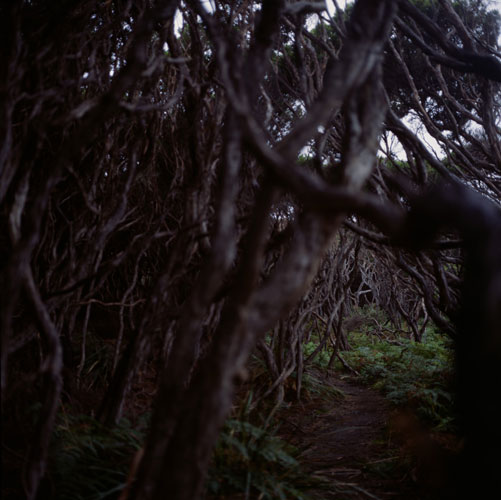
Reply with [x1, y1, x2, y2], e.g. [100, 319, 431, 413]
[1, 0, 500, 499]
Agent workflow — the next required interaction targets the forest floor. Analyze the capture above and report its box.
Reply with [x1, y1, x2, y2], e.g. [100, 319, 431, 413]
[277, 372, 453, 500]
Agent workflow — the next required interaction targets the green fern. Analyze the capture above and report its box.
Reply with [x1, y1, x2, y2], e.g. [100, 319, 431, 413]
[209, 418, 315, 499]
[342, 329, 456, 430]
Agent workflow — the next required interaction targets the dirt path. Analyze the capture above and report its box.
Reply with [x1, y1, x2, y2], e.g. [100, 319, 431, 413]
[279, 374, 425, 499]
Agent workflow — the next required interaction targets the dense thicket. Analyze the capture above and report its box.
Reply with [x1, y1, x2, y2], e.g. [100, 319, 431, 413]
[1, 1, 500, 499]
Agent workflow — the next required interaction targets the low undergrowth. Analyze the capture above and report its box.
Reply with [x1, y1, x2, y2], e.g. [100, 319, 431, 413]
[207, 391, 323, 499]
[341, 329, 456, 431]
[45, 383, 316, 500]
[303, 340, 332, 368]
[48, 404, 314, 499]
[47, 409, 146, 500]
[208, 418, 311, 499]
[301, 371, 345, 401]
[43, 317, 456, 500]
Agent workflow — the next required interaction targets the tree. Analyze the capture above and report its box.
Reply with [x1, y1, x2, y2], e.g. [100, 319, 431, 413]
[1, 0, 500, 498]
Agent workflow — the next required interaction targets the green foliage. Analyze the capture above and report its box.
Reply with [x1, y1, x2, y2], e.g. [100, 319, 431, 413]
[49, 410, 147, 500]
[208, 418, 311, 499]
[302, 340, 332, 368]
[341, 329, 455, 431]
